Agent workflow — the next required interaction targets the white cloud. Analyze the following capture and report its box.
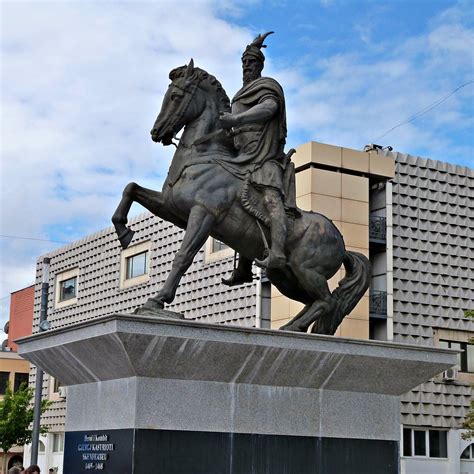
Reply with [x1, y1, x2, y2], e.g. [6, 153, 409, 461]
[275, 5, 474, 161]
[0, 1, 252, 329]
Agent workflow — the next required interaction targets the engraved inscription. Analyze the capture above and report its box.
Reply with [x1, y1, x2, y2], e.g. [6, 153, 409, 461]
[77, 434, 115, 471]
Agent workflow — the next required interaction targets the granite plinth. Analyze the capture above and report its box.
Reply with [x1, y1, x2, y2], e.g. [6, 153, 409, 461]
[17, 313, 458, 474]
[17, 312, 456, 394]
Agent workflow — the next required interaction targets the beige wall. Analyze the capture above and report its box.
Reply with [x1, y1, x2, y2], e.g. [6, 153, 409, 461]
[0, 352, 30, 398]
[271, 141, 394, 339]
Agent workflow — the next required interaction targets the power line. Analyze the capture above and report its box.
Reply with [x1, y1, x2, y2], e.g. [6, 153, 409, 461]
[0, 234, 70, 244]
[370, 79, 474, 144]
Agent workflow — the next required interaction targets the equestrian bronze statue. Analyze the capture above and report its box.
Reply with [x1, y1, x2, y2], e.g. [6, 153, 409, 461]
[112, 32, 370, 335]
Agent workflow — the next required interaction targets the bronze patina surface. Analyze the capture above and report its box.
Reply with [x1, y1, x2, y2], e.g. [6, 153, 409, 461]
[112, 33, 370, 334]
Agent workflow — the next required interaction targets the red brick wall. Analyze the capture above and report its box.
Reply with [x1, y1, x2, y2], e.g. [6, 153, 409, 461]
[8, 285, 34, 351]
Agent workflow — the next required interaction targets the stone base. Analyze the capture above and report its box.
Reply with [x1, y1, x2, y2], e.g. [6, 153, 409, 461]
[16, 312, 457, 474]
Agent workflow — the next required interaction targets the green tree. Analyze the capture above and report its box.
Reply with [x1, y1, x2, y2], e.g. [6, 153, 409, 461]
[462, 399, 474, 440]
[0, 383, 50, 473]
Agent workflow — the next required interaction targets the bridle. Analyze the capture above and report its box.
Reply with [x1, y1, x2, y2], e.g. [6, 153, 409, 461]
[166, 78, 202, 147]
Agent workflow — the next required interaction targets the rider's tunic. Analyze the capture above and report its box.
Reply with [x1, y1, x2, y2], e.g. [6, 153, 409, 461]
[228, 77, 287, 193]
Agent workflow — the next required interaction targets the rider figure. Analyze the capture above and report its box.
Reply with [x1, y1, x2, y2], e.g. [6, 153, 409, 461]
[220, 32, 288, 285]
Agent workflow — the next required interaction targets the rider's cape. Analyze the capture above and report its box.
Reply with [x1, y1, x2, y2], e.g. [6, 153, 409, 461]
[215, 76, 287, 178]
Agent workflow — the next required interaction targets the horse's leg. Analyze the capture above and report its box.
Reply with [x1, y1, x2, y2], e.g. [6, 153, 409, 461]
[280, 269, 334, 333]
[112, 182, 185, 249]
[141, 205, 216, 311]
[111, 182, 140, 249]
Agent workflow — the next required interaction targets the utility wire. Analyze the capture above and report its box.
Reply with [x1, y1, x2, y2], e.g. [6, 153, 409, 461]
[0, 234, 70, 244]
[370, 79, 474, 144]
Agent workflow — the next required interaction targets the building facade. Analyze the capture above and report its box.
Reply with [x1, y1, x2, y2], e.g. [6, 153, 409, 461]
[391, 152, 474, 474]
[0, 286, 34, 473]
[25, 141, 473, 473]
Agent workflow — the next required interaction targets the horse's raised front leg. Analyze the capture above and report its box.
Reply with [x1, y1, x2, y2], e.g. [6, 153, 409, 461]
[112, 182, 139, 249]
[140, 205, 216, 312]
[112, 182, 184, 249]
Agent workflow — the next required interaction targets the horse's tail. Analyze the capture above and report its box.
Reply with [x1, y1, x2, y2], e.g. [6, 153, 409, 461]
[312, 251, 371, 335]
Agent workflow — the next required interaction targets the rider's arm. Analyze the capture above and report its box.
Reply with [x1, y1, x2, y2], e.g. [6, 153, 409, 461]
[220, 98, 278, 129]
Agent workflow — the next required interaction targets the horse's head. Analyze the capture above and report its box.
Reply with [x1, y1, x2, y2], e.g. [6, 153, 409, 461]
[151, 59, 206, 145]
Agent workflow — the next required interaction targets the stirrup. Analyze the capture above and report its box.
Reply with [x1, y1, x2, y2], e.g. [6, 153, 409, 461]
[255, 253, 286, 270]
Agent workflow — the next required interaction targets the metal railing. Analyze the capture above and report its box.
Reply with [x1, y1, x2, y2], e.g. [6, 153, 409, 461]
[369, 215, 386, 243]
[370, 290, 387, 318]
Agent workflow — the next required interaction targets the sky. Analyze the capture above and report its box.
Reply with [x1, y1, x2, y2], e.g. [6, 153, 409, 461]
[1, 0, 473, 336]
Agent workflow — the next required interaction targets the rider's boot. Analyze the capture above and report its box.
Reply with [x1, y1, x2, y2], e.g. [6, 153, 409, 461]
[222, 256, 254, 286]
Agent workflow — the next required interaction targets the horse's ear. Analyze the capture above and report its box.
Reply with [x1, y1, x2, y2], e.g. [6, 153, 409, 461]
[185, 58, 194, 78]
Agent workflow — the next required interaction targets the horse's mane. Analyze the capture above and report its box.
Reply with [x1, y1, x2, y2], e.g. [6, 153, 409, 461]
[169, 65, 231, 113]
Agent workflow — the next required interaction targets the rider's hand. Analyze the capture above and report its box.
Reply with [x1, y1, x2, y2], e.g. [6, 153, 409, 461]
[219, 112, 236, 130]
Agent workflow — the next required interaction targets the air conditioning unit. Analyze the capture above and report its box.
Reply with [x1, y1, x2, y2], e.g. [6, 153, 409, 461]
[58, 386, 67, 398]
[442, 368, 458, 382]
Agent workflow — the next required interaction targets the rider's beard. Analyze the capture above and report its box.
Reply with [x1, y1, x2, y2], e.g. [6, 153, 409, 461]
[243, 67, 261, 85]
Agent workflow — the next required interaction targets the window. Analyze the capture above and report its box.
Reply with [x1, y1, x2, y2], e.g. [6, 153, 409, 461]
[120, 241, 151, 289]
[55, 268, 79, 309]
[212, 239, 229, 253]
[204, 237, 233, 263]
[39, 440, 45, 453]
[439, 340, 474, 373]
[402, 427, 447, 458]
[52, 433, 64, 452]
[14, 372, 29, 392]
[59, 277, 77, 301]
[461, 444, 474, 460]
[53, 377, 62, 393]
[126, 251, 148, 279]
[0, 371, 9, 395]
[48, 376, 64, 400]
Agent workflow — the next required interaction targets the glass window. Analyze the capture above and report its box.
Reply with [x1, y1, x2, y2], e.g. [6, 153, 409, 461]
[461, 445, 471, 460]
[53, 377, 62, 393]
[467, 345, 474, 373]
[429, 430, 447, 458]
[14, 373, 29, 392]
[39, 440, 45, 453]
[126, 251, 148, 279]
[414, 430, 426, 456]
[403, 427, 449, 458]
[403, 428, 412, 456]
[59, 277, 77, 301]
[0, 371, 9, 395]
[439, 340, 474, 373]
[52, 433, 64, 452]
[212, 239, 228, 253]
[450, 342, 462, 371]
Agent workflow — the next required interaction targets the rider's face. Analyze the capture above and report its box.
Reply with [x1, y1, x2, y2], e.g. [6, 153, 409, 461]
[242, 56, 262, 84]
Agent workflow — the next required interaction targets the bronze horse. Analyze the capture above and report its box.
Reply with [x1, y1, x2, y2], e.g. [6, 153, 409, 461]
[112, 61, 370, 334]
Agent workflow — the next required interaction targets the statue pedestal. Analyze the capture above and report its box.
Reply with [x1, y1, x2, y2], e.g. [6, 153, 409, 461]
[17, 313, 456, 474]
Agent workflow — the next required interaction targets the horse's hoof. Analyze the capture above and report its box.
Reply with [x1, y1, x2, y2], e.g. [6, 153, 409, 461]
[118, 228, 135, 249]
[144, 297, 165, 310]
[134, 297, 165, 315]
[279, 323, 305, 332]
